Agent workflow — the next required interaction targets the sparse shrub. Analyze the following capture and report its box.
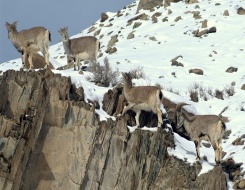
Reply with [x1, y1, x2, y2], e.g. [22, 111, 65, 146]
[207, 87, 213, 96]
[240, 106, 245, 111]
[129, 66, 146, 79]
[215, 89, 224, 100]
[189, 88, 199, 102]
[198, 85, 209, 101]
[240, 105, 244, 111]
[87, 57, 119, 87]
[155, 83, 163, 90]
[224, 84, 235, 97]
[199, 85, 205, 97]
[188, 83, 215, 102]
[163, 86, 180, 95]
[200, 90, 208, 101]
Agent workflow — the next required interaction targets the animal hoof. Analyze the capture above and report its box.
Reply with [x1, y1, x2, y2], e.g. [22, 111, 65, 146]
[196, 157, 200, 163]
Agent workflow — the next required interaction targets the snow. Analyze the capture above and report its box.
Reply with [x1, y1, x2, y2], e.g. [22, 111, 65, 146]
[1, 0, 245, 188]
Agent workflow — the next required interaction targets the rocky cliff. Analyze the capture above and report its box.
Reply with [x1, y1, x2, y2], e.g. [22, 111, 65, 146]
[0, 70, 228, 190]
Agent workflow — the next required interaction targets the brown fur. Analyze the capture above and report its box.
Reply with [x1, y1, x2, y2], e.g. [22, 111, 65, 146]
[121, 72, 164, 128]
[175, 102, 226, 165]
[58, 27, 100, 71]
[5, 21, 50, 70]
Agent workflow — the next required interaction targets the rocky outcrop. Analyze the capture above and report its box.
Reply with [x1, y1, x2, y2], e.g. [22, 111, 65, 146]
[106, 35, 119, 54]
[237, 7, 245, 15]
[0, 70, 228, 189]
[136, 0, 163, 13]
[189, 68, 204, 75]
[226, 66, 238, 73]
[100, 13, 109, 22]
[241, 84, 245, 90]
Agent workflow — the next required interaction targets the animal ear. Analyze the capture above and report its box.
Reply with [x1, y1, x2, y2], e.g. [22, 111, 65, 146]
[5, 22, 12, 31]
[5, 22, 10, 28]
[13, 21, 18, 27]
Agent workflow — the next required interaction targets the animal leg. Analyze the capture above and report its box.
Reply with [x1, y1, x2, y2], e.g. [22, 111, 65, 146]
[21, 51, 27, 69]
[44, 51, 49, 69]
[28, 53, 34, 70]
[77, 56, 81, 71]
[157, 110, 163, 128]
[135, 110, 141, 128]
[219, 138, 223, 162]
[122, 103, 136, 116]
[215, 149, 220, 165]
[211, 140, 220, 165]
[194, 140, 201, 162]
[74, 56, 77, 71]
[218, 144, 223, 164]
[41, 47, 49, 69]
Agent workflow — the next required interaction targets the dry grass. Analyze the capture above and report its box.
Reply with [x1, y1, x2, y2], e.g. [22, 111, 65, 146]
[129, 66, 146, 79]
[87, 57, 119, 87]
[187, 82, 236, 102]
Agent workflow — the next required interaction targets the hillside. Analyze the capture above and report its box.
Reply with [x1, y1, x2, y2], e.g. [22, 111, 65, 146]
[0, 0, 245, 189]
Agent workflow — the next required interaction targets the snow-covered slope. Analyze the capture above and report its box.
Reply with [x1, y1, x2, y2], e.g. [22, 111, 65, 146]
[1, 0, 245, 189]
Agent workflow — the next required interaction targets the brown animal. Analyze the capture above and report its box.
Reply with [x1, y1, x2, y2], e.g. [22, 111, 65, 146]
[169, 102, 227, 165]
[58, 27, 100, 71]
[5, 21, 51, 70]
[121, 72, 164, 128]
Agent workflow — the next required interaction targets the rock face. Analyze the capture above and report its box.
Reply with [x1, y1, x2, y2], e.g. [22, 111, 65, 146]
[136, 0, 163, 13]
[100, 13, 109, 22]
[189, 68, 204, 75]
[0, 70, 228, 189]
[237, 7, 245, 15]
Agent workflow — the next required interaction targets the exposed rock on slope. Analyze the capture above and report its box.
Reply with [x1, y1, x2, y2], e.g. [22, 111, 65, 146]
[136, 0, 163, 13]
[0, 70, 227, 189]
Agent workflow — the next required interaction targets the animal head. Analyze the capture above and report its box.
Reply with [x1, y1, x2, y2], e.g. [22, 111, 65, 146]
[5, 21, 18, 39]
[175, 102, 190, 128]
[167, 107, 177, 124]
[122, 72, 132, 82]
[58, 27, 69, 41]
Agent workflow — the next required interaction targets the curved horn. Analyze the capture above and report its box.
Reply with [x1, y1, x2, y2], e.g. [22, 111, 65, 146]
[176, 102, 189, 111]
[167, 107, 176, 114]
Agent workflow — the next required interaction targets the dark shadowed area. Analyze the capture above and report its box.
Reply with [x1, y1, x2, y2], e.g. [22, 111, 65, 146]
[0, 0, 135, 63]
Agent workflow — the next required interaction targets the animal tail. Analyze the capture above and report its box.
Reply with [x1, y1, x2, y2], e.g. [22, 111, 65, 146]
[218, 106, 228, 117]
[221, 121, 226, 131]
[98, 41, 101, 50]
[49, 31, 51, 42]
[159, 90, 163, 100]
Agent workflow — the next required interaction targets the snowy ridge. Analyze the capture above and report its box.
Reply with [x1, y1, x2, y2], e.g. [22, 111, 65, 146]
[1, 0, 245, 188]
